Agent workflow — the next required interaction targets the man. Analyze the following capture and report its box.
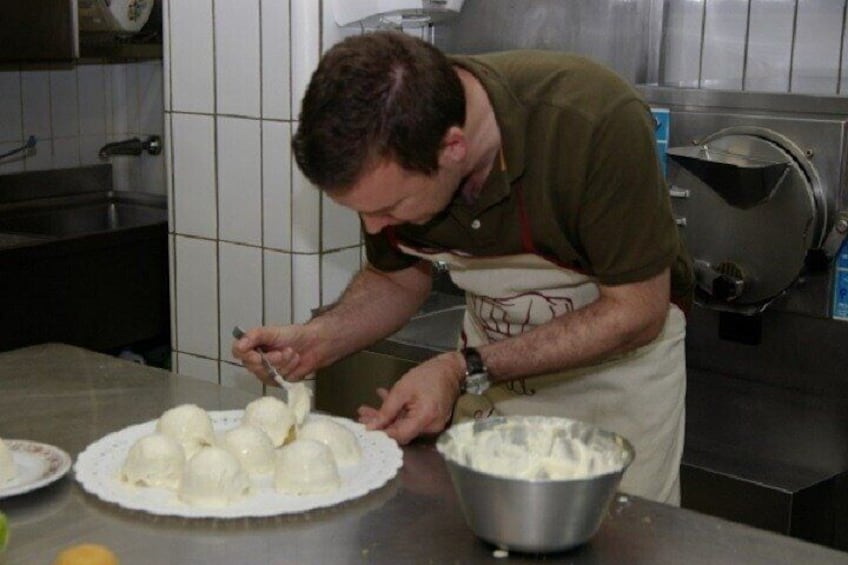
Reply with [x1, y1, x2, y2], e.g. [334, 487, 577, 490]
[232, 31, 693, 504]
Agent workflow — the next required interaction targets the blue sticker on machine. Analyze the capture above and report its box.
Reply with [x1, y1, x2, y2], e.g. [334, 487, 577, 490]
[832, 239, 848, 320]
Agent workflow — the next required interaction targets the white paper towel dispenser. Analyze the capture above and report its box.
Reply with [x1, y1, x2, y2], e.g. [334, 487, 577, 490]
[332, 0, 465, 28]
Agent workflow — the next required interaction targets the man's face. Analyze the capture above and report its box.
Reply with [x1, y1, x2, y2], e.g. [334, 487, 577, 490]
[331, 158, 463, 234]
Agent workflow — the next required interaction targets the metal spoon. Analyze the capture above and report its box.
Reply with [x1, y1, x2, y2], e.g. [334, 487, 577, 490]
[232, 325, 290, 397]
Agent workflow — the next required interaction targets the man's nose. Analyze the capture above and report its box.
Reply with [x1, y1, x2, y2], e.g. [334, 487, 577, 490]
[361, 214, 394, 234]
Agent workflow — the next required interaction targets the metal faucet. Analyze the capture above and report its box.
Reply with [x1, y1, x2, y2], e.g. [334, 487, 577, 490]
[99, 135, 162, 158]
[0, 135, 37, 161]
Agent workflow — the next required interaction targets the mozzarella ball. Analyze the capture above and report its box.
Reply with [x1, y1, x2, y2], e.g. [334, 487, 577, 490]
[219, 425, 276, 477]
[155, 404, 215, 459]
[297, 418, 361, 467]
[243, 396, 295, 447]
[120, 433, 185, 489]
[274, 439, 341, 495]
[287, 382, 313, 427]
[179, 447, 250, 507]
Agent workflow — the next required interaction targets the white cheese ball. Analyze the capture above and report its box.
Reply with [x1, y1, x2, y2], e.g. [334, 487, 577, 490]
[0, 437, 15, 484]
[297, 418, 362, 467]
[243, 396, 295, 447]
[179, 446, 250, 507]
[155, 404, 215, 459]
[219, 425, 275, 477]
[120, 433, 185, 489]
[274, 439, 341, 495]
[287, 382, 313, 426]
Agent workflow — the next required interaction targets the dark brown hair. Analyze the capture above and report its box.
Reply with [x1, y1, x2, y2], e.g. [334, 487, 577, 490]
[292, 31, 466, 191]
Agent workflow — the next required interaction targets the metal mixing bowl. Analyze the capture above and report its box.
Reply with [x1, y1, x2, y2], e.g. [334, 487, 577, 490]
[436, 415, 634, 553]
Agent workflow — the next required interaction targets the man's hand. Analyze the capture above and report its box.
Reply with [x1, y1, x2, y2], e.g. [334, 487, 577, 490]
[231, 325, 323, 386]
[357, 352, 465, 444]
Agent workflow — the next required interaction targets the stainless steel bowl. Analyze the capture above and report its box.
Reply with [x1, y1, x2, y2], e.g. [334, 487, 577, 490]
[436, 415, 634, 553]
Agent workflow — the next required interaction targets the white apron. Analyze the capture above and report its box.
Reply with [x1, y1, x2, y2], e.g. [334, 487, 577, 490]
[395, 227, 687, 505]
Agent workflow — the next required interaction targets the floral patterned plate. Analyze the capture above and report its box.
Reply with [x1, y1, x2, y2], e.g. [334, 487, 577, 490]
[0, 440, 72, 498]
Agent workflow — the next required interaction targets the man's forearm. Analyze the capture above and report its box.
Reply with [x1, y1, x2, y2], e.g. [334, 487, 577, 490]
[307, 261, 433, 367]
[478, 270, 671, 383]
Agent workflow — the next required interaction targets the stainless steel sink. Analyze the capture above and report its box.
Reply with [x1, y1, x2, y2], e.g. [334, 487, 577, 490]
[0, 191, 166, 239]
[0, 164, 170, 353]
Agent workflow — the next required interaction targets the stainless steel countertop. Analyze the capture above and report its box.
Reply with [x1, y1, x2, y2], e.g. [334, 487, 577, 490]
[1, 344, 846, 564]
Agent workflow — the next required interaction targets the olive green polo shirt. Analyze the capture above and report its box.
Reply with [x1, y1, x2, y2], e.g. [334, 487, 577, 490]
[364, 50, 693, 307]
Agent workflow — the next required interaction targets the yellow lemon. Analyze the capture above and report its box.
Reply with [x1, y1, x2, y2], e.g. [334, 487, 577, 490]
[53, 543, 119, 565]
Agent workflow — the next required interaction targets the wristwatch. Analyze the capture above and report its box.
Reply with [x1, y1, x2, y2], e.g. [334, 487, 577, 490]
[460, 347, 491, 395]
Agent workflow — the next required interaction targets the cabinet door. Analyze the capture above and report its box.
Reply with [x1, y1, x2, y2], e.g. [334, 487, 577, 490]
[1, 1, 78, 62]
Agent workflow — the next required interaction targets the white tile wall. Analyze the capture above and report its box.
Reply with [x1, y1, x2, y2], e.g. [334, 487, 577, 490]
[169, 0, 214, 113]
[321, 248, 361, 305]
[215, 0, 261, 117]
[171, 113, 217, 238]
[745, 0, 795, 92]
[166, 0, 362, 378]
[261, 0, 292, 120]
[291, 165, 321, 253]
[292, 253, 321, 323]
[264, 249, 293, 325]
[792, 1, 845, 94]
[1, 62, 164, 183]
[659, 1, 704, 88]
[262, 121, 292, 250]
[175, 235, 219, 358]
[218, 242, 263, 362]
[322, 194, 361, 251]
[217, 116, 262, 245]
[700, 0, 747, 90]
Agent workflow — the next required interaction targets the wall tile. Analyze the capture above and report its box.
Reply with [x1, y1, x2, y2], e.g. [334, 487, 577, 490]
[261, 0, 292, 120]
[0, 142, 24, 173]
[262, 120, 292, 250]
[175, 235, 219, 358]
[161, 0, 171, 112]
[291, 0, 321, 118]
[745, 0, 795, 92]
[169, 233, 177, 353]
[660, 0, 704, 87]
[79, 135, 107, 166]
[177, 353, 219, 384]
[169, 0, 215, 113]
[24, 142, 53, 171]
[218, 242, 263, 363]
[124, 64, 140, 134]
[292, 253, 320, 322]
[701, 0, 747, 90]
[220, 361, 263, 394]
[172, 113, 217, 238]
[792, 0, 844, 94]
[52, 137, 80, 169]
[321, 1, 362, 53]
[49, 69, 79, 138]
[77, 65, 107, 136]
[165, 113, 175, 227]
[0, 72, 22, 142]
[291, 164, 320, 253]
[215, 0, 261, 117]
[217, 116, 262, 245]
[264, 249, 293, 325]
[138, 61, 164, 134]
[106, 65, 127, 134]
[321, 247, 360, 305]
[321, 194, 361, 251]
[21, 71, 51, 140]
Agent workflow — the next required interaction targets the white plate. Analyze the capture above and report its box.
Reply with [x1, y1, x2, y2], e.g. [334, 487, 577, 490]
[74, 410, 404, 518]
[0, 440, 72, 498]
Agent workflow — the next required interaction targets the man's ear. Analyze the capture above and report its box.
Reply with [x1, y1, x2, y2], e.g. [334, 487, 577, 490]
[438, 126, 467, 165]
